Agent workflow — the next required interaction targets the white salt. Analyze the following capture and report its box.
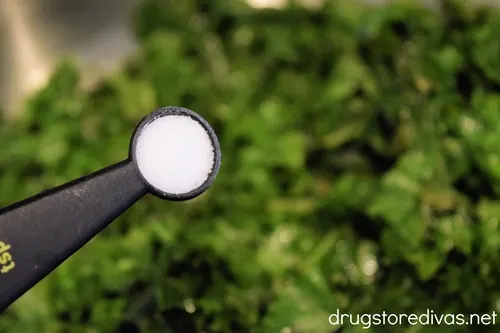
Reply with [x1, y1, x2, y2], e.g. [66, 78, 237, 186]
[135, 115, 215, 195]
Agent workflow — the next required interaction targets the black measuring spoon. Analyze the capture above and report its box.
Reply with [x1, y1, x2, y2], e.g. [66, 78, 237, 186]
[0, 106, 221, 313]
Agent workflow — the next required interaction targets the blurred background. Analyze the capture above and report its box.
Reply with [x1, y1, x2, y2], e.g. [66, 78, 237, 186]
[2, 0, 500, 332]
[0, 0, 459, 114]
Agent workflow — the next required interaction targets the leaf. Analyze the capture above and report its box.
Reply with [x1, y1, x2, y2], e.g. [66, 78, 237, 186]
[261, 274, 339, 333]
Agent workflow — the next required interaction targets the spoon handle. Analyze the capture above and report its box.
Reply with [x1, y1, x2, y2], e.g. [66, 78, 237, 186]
[0, 160, 147, 312]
